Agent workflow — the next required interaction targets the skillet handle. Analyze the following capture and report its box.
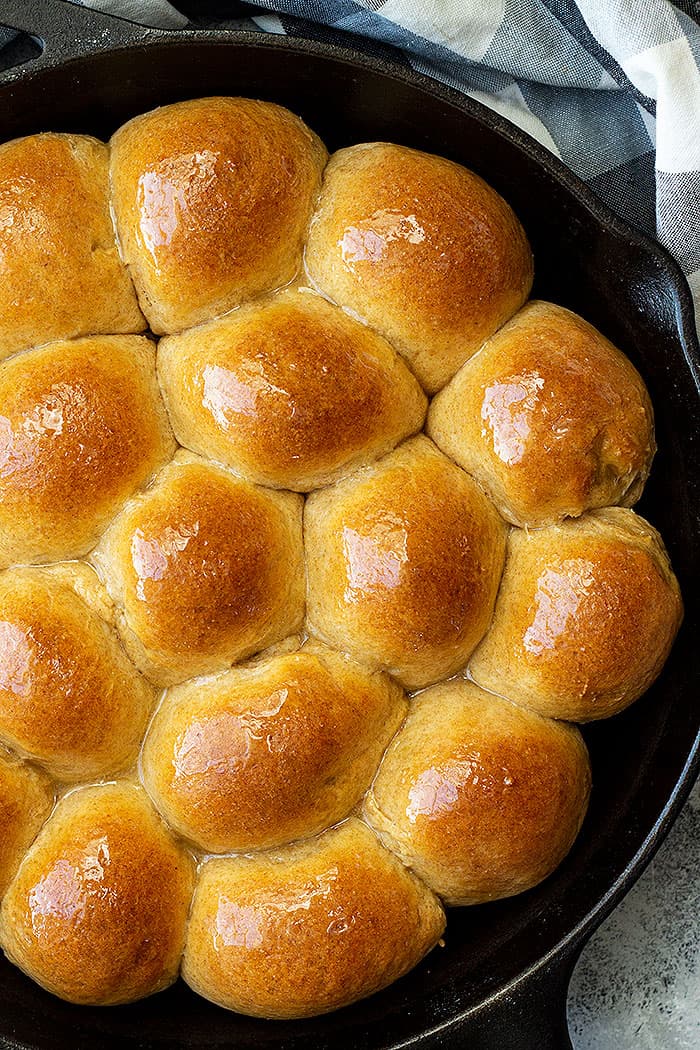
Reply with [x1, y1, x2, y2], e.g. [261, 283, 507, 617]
[0, 0, 171, 84]
[438, 950, 580, 1050]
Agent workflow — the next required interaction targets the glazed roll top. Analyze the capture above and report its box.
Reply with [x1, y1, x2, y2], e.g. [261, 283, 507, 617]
[469, 508, 683, 721]
[364, 679, 591, 905]
[305, 435, 506, 689]
[157, 287, 427, 491]
[0, 93, 683, 1024]
[0, 782, 195, 1005]
[0, 748, 53, 898]
[305, 142, 533, 393]
[0, 335, 175, 568]
[92, 453, 305, 685]
[110, 97, 327, 333]
[181, 818, 445, 1018]
[428, 301, 655, 526]
[141, 642, 407, 853]
[0, 564, 154, 781]
[0, 133, 144, 360]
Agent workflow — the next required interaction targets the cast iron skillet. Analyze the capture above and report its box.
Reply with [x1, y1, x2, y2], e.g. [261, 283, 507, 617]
[0, 2, 698, 1047]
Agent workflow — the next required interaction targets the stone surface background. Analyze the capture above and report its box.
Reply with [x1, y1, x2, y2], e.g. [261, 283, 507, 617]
[568, 778, 700, 1048]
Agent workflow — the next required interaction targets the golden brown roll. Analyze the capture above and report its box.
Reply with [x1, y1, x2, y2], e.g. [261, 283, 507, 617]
[428, 301, 655, 526]
[181, 817, 445, 1018]
[305, 143, 533, 393]
[0, 564, 154, 781]
[469, 508, 683, 721]
[0, 748, 53, 898]
[0, 335, 175, 568]
[157, 287, 427, 491]
[364, 679, 591, 905]
[141, 642, 407, 853]
[0, 782, 195, 1005]
[110, 97, 327, 333]
[305, 435, 506, 689]
[92, 452, 305, 686]
[0, 133, 144, 360]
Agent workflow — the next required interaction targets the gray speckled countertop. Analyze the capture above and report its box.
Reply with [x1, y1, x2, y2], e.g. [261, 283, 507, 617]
[568, 778, 700, 1048]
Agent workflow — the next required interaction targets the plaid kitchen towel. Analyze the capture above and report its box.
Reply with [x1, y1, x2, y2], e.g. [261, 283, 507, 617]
[1, 0, 699, 312]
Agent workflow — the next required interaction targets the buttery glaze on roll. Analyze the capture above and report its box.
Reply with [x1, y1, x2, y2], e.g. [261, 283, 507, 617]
[0, 564, 154, 781]
[157, 288, 427, 491]
[92, 452, 305, 686]
[142, 642, 407, 852]
[0, 335, 175, 568]
[0, 133, 144, 360]
[110, 97, 327, 333]
[181, 818, 445, 1018]
[0, 748, 53, 898]
[0, 97, 685, 1021]
[364, 679, 591, 905]
[305, 435, 506, 689]
[305, 142, 533, 393]
[0, 782, 195, 1005]
[428, 301, 655, 526]
[469, 508, 683, 721]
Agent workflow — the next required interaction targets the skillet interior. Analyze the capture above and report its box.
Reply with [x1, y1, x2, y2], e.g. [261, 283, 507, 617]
[0, 33, 698, 1050]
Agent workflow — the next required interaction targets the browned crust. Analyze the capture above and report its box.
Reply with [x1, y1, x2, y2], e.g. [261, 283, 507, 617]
[428, 301, 655, 526]
[305, 436, 506, 688]
[365, 679, 591, 904]
[305, 142, 533, 392]
[0, 335, 175, 568]
[157, 288, 426, 491]
[469, 508, 683, 720]
[142, 643, 407, 852]
[92, 454, 305, 685]
[181, 818, 445, 1018]
[0, 133, 144, 359]
[0, 748, 54, 898]
[0, 782, 195, 1005]
[0, 565, 154, 781]
[110, 97, 328, 332]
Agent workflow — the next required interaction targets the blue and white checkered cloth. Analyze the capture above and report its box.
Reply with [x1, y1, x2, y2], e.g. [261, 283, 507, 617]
[2, 0, 700, 316]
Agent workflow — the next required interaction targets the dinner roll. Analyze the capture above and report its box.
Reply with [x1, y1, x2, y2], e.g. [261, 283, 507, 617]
[157, 287, 427, 491]
[92, 452, 304, 686]
[0, 748, 53, 898]
[305, 142, 533, 393]
[181, 818, 445, 1018]
[364, 679, 591, 905]
[0, 564, 154, 781]
[428, 301, 655, 526]
[0, 782, 195, 1005]
[142, 642, 407, 853]
[0, 133, 144, 360]
[305, 435, 506, 689]
[469, 508, 683, 721]
[110, 97, 327, 333]
[0, 335, 175, 568]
